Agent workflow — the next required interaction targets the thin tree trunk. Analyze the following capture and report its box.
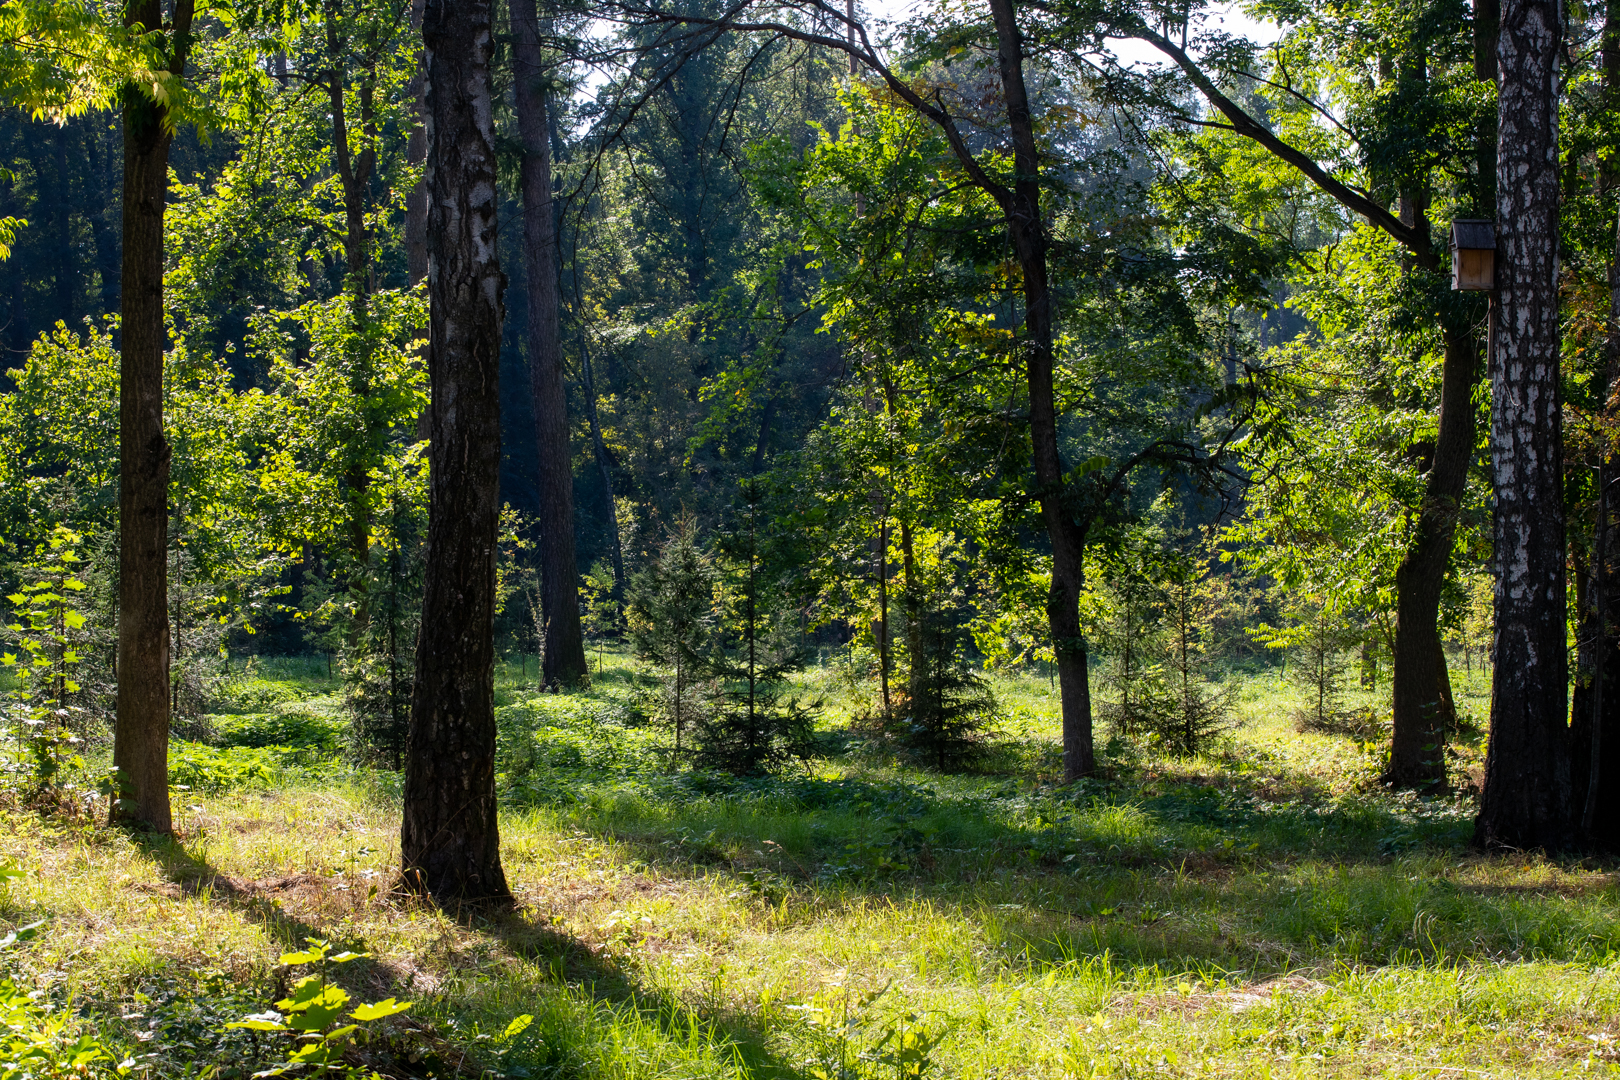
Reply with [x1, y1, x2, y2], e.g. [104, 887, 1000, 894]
[1577, 0, 1620, 850]
[327, 9, 379, 641]
[986, 0, 1094, 781]
[400, 0, 513, 906]
[513, 0, 588, 687]
[405, 0, 428, 291]
[1387, 330, 1477, 789]
[899, 518, 921, 708]
[1475, 0, 1574, 849]
[113, 0, 193, 835]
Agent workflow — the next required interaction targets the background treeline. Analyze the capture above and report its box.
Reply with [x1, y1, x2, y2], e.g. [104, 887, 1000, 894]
[0, 0, 1609, 849]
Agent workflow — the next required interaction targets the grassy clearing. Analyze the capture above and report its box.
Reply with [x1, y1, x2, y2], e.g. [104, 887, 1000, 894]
[1, 648, 1616, 1079]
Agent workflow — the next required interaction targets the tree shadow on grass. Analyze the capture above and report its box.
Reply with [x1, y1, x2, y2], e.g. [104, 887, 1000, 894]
[131, 830, 809, 1079]
[130, 828, 414, 997]
[468, 905, 811, 1080]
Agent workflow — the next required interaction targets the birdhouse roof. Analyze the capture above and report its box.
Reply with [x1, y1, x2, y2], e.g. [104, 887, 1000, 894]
[1451, 220, 1496, 250]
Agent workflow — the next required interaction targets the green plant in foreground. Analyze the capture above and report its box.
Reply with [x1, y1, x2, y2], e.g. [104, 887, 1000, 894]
[227, 939, 410, 1077]
[1, 867, 124, 1080]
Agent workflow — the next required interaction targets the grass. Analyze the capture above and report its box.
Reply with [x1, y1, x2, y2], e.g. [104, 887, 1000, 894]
[0, 646, 1616, 1079]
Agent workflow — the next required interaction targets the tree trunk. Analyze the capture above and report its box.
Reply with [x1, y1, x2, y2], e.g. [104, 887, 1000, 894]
[1386, 330, 1477, 789]
[899, 518, 922, 709]
[1475, 0, 1573, 848]
[405, 0, 428, 291]
[113, 0, 192, 835]
[400, 0, 513, 907]
[327, 13, 379, 641]
[986, 0, 1094, 781]
[513, 0, 588, 688]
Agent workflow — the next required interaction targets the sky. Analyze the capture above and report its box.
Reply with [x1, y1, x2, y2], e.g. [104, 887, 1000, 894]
[856, 0, 1282, 69]
[575, 1, 1283, 104]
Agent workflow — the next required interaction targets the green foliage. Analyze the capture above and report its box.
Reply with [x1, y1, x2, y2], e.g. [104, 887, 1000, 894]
[0, 912, 122, 1080]
[1, 527, 90, 790]
[1255, 597, 1369, 736]
[897, 618, 998, 774]
[168, 744, 283, 794]
[627, 517, 717, 759]
[227, 938, 412, 1077]
[0, 321, 120, 548]
[579, 562, 619, 675]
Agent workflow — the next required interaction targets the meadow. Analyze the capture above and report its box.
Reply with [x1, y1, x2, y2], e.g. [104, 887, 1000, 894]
[2, 650, 1618, 1079]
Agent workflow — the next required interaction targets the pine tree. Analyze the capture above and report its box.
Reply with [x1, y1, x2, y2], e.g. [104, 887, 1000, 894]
[697, 485, 817, 775]
[1141, 547, 1235, 757]
[628, 516, 716, 760]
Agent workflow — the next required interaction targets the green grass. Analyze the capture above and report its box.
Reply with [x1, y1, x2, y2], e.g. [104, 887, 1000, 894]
[0, 646, 1615, 1079]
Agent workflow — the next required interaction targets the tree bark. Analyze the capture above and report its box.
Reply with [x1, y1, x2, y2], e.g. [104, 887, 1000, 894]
[113, 0, 192, 835]
[400, 0, 513, 907]
[1386, 330, 1477, 789]
[987, 0, 1094, 781]
[513, 0, 588, 687]
[1475, 0, 1574, 849]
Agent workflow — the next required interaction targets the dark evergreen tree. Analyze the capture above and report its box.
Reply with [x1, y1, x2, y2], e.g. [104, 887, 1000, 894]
[627, 515, 716, 759]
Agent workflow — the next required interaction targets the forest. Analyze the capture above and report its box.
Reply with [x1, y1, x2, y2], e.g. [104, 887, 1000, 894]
[0, 0, 1615, 1074]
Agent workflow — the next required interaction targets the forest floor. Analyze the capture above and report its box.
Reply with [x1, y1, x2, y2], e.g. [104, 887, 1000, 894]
[3, 650, 1619, 1079]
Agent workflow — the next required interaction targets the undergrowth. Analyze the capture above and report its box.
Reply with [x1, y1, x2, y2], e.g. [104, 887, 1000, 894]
[0, 647, 1611, 1079]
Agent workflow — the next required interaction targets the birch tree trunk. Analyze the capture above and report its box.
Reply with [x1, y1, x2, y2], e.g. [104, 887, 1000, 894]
[400, 0, 513, 906]
[1475, 0, 1574, 849]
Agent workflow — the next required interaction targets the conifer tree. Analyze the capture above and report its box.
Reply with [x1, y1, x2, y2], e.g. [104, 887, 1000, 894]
[628, 516, 716, 759]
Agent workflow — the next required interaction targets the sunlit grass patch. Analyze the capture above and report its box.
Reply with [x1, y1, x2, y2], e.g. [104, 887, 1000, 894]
[0, 655, 1615, 1078]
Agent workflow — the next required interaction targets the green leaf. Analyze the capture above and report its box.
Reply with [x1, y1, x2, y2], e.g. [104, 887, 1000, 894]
[226, 1018, 289, 1032]
[500, 1014, 533, 1041]
[350, 998, 411, 1022]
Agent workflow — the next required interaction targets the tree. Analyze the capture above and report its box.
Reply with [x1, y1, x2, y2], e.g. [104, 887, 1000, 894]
[1119, 0, 1491, 793]
[513, 0, 588, 687]
[627, 515, 716, 759]
[399, 0, 513, 906]
[1474, 0, 1572, 849]
[698, 483, 818, 775]
[113, 0, 197, 834]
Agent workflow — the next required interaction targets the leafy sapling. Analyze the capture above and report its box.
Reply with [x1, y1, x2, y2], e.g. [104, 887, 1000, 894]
[227, 938, 410, 1077]
[2, 526, 91, 790]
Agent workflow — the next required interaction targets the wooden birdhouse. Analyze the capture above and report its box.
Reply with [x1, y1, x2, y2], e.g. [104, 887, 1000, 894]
[1450, 220, 1496, 291]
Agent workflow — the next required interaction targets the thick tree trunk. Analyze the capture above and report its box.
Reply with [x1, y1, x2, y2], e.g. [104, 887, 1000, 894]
[986, 0, 1094, 781]
[113, 0, 192, 835]
[1475, 0, 1573, 848]
[400, 0, 513, 907]
[513, 0, 588, 687]
[1386, 330, 1477, 789]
